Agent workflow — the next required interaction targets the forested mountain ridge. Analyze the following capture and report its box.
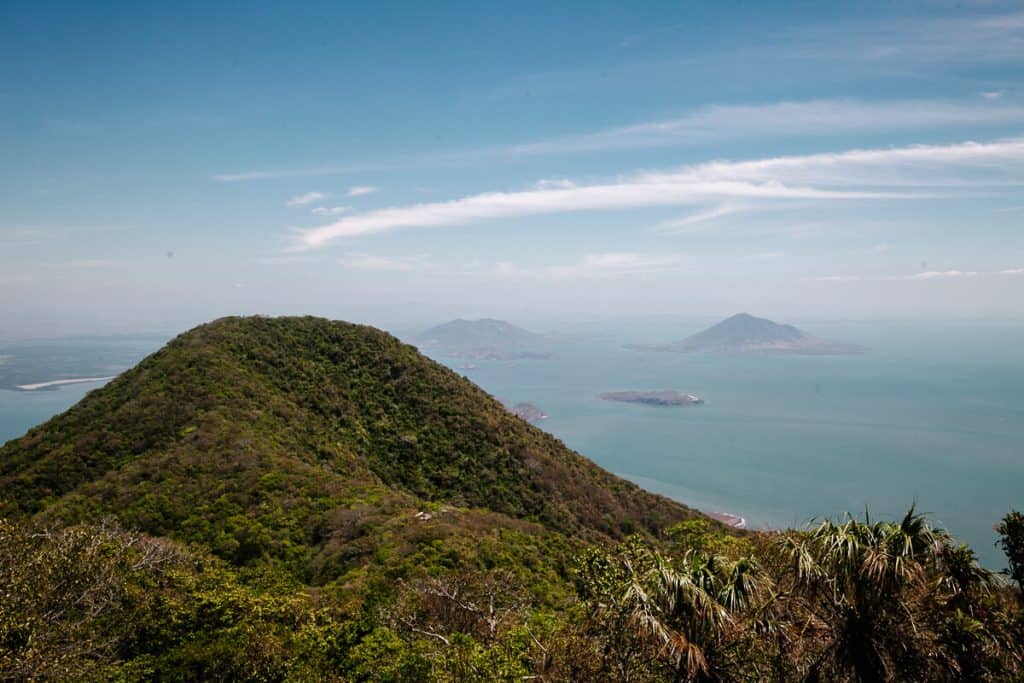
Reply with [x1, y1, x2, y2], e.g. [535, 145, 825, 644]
[0, 316, 1020, 681]
[0, 316, 699, 580]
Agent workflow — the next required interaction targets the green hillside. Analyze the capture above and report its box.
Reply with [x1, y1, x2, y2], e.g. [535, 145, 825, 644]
[0, 316, 1020, 681]
[0, 316, 698, 583]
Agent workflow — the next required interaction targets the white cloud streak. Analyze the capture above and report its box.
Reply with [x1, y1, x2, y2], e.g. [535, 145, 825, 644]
[311, 206, 350, 216]
[503, 99, 1024, 157]
[293, 136, 1024, 250]
[293, 182, 898, 250]
[214, 97, 1024, 182]
[346, 186, 378, 197]
[906, 270, 978, 280]
[658, 203, 747, 232]
[287, 192, 327, 207]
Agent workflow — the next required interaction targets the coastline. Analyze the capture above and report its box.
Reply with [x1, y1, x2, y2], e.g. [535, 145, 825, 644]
[706, 511, 747, 529]
[14, 376, 116, 391]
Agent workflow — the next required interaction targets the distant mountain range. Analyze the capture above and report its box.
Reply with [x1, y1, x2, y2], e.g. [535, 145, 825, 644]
[631, 313, 866, 355]
[416, 318, 543, 349]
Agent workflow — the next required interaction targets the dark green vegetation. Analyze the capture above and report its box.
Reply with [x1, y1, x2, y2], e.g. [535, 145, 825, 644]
[998, 510, 1024, 595]
[1, 316, 1021, 681]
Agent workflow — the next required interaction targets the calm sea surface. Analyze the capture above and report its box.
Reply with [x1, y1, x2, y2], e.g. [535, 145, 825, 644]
[2, 320, 1022, 568]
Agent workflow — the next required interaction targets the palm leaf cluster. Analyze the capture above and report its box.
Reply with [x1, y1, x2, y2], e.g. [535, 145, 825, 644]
[575, 507, 1022, 682]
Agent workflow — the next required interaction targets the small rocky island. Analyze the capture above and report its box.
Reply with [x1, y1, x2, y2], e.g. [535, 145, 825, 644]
[508, 402, 549, 422]
[599, 390, 704, 406]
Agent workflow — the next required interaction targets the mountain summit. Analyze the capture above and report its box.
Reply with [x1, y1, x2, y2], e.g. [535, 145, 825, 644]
[0, 316, 697, 580]
[640, 313, 865, 354]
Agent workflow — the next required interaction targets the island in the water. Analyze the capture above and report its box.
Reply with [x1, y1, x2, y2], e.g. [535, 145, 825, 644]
[507, 402, 548, 422]
[599, 390, 704, 406]
[414, 318, 553, 361]
[415, 318, 543, 349]
[627, 313, 866, 355]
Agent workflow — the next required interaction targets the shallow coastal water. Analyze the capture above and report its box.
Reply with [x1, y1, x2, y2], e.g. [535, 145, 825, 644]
[1, 382, 106, 443]
[2, 320, 1022, 568]
[428, 319, 1024, 569]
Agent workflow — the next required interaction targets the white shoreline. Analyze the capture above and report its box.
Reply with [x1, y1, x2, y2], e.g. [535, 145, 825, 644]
[14, 376, 116, 391]
[706, 511, 747, 529]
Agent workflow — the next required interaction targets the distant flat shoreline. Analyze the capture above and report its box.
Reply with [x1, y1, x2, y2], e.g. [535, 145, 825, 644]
[14, 376, 116, 391]
[600, 390, 703, 406]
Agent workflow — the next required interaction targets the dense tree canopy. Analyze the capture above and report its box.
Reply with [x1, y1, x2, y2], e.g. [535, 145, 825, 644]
[0, 317, 1020, 680]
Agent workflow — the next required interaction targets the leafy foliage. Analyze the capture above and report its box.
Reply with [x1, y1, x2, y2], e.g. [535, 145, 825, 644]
[0, 317, 1021, 680]
[997, 510, 1024, 595]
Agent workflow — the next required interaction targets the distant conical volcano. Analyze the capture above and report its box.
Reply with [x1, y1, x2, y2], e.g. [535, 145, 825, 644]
[634, 313, 866, 354]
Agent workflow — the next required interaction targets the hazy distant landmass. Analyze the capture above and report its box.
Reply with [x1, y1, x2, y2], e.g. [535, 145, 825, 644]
[628, 313, 866, 355]
[417, 318, 543, 349]
[417, 318, 553, 361]
[600, 390, 704, 406]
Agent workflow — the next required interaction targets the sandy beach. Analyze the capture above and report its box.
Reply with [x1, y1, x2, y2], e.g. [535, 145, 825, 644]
[15, 376, 116, 391]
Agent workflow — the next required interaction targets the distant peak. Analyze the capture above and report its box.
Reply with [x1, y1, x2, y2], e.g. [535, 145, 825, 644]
[724, 312, 762, 322]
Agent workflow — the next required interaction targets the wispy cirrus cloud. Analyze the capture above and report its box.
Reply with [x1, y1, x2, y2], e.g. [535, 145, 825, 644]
[291, 136, 1024, 250]
[657, 203, 749, 232]
[286, 192, 327, 207]
[346, 185, 378, 197]
[311, 206, 350, 216]
[904, 270, 978, 280]
[502, 99, 1024, 157]
[671, 137, 1024, 187]
[213, 96, 1024, 183]
[291, 179, 888, 249]
[214, 162, 397, 182]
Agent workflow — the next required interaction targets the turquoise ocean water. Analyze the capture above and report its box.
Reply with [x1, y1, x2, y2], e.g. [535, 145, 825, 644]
[1, 319, 1022, 568]
[427, 319, 1024, 569]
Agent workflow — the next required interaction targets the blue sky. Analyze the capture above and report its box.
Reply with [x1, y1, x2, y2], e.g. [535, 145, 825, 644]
[2, 0, 1023, 336]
